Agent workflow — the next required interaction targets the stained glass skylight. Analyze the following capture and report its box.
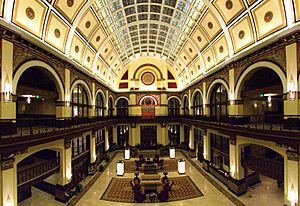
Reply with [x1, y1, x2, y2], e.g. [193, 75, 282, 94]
[94, 0, 205, 65]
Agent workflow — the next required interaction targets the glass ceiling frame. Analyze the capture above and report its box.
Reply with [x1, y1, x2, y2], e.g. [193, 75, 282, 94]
[94, 0, 205, 65]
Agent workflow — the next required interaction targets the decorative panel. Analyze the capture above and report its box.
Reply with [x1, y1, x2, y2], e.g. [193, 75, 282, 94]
[191, 27, 209, 52]
[70, 34, 85, 63]
[12, 0, 47, 38]
[294, 0, 300, 21]
[54, 0, 87, 23]
[229, 15, 254, 52]
[203, 48, 215, 70]
[184, 41, 198, 60]
[89, 26, 106, 50]
[100, 43, 113, 60]
[212, 35, 229, 63]
[83, 46, 95, 69]
[77, 8, 99, 39]
[45, 12, 70, 52]
[213, 0, 245, 24]
[199, 11, 222, 40]
[252, 0, 286, 40]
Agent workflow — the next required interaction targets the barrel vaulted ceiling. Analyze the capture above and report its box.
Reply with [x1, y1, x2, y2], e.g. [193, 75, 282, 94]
[0, 0, 299, 90]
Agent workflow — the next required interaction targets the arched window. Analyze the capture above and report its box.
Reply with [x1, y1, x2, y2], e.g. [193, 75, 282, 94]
[116, 98, 129, 117]
[210, 83, 228, 116]
[95, 93, 104, 116]
[193, 91, 203, 116]
[71, 84, 89, 117]
[108, 97, 114, 117]
[168, 98, 180, 116]
[183, 96, 189, 116]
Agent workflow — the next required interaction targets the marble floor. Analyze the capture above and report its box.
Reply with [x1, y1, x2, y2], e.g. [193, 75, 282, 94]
[18, 152, 284, 206]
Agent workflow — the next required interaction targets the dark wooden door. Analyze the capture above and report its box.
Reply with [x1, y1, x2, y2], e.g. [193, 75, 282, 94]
[140, 126, 157, 149]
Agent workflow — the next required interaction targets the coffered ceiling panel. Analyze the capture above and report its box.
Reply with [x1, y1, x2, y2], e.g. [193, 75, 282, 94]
[54, 0, 87, 23]
[199, 10, 222, 40]
[193, 58, 203, 74]
[203, 48, 215, 70]
[294, 0, 300, 21]
[184, 41, 198, 60]
[100, 43, 113, 60]
[213, 0, 245, 24]
[77, 8, 99, 39]
[229, 15, 254, 53]
[252, 0, 286, 40]
[45, 12, 70, 52]
[179, 50, 191, 65]
[191, 27, 209, 52]
[246, 0, 258, 5]
[12, 0, 47, 38]
[70, 34, 85, 63]
[106, 51, 118, 67]
[83, 46, 95, 69]
[213, 35, 229, 63]
[89, 26, 106, 51]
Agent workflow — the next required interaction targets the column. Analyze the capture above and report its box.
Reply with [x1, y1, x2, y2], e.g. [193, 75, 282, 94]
[229, 137, 239, 179]
[113, 126, 118, 145]
[90, 133, 96, 164]
[189, 89, 193, 116]
[203, 82, 209, 115]
[1, 157, 17, 206]
[104, 90, 109, 116]
[189, 125, 195, 149]
[158, 123, 168, 145]
[160, 93, 168, 116]
[284, 42, 299, 116]
[285, 150, 299, 206]
[56, 68, 71, 118]
[180, 124, 184, 144]
[203, 130, 210, 161]
[1, 39, 15, 120]
[89, 83, 96, 117]
[129, 123, 137, 146]
[105, 126, 110, 151]
[58, 140, 72, 185]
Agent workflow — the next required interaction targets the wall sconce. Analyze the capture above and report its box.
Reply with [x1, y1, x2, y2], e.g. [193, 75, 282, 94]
[26, 96, 31, 104]
[254, 103, 258, 108]
[230, 162, 236, 177]
[66, 165, 72, 182]
[3, 81, 11, 103]
[289, 79, 296, 101]
[288, 184, 298, 206]
[66, 95, 70, 107]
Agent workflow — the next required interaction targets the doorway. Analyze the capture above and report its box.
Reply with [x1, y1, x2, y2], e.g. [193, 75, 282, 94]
[140, 126, 157, 149]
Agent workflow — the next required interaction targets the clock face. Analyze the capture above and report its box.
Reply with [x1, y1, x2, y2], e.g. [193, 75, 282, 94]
[141, 72, 155, 86]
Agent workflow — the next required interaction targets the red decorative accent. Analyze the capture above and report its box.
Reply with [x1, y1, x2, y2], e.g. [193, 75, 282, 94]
[141, 97, 155, 118]
[121, 71, 128, 80]
[168, 70, 175, 80]
[119, 82, 128, 89]
[168, 82, 177, 88]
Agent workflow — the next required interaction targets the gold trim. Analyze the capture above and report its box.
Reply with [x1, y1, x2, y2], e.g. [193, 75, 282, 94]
[45, 12, 70, 52]
[212, 0, 246, 25]
[199, 10, 222, 40]
[294, 0, 300, 22]
[229, 15, 255, 53]
[252, 0, 286, 40]
[53, 0, 87, 23]
[12, 0, 48, 38]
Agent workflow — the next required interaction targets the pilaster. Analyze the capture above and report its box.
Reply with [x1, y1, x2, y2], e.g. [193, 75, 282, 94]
[1, 157, 17, 206]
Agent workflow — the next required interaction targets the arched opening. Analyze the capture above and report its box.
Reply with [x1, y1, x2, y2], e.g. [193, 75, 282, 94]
[210, 83, 228, 117]
[240, 144, 284, 205]
[240, 67, 283, 116]
[183, 96, 189, 116]
[140, 96, 156, 118]
[16, 67, 59, 118]
[95, 92, 104, 117]
[168, 124, 180, 146]
[108, 97, 114, 117]
[193, 91, 203, 116]
[17, 149, 60, 203]
[116, 98, 129, 117]
[71, 84, 89, 117]
[168, 97, 180, 116]
[117, 125, 129, 148]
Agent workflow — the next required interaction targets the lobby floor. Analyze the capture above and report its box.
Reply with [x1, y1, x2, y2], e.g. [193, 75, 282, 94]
[18, 152, 284, 206]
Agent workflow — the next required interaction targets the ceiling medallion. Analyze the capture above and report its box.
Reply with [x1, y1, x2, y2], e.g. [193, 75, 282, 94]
[26, 7, 35, 20]
[197, 36, 202, 42]
[225, 0, 233, 10]
[189, 48, 193, 53]
[96, 36, 101, 42]
[54, 29, 61, 38]
[85, 21, 91, 29]
[141, 72, 155, 86]
[238, 30, 245, 39]
[207, 56, 211, 62]
[208, 22, 214, 29]
[67, 0, 74, 7]
[219, 46, 224, 53]
[104, 48, 108, 53]
[264, 11, 273, 23]
[87, 56, 90, 62]
[198, 65, 201, 70]
[75, 45, 79, 53]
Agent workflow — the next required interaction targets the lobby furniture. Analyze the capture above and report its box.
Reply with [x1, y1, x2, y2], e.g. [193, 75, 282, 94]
[141, 174, 162, 194]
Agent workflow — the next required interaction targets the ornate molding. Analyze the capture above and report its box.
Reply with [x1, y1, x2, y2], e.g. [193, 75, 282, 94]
[286, 150, 299, 161]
